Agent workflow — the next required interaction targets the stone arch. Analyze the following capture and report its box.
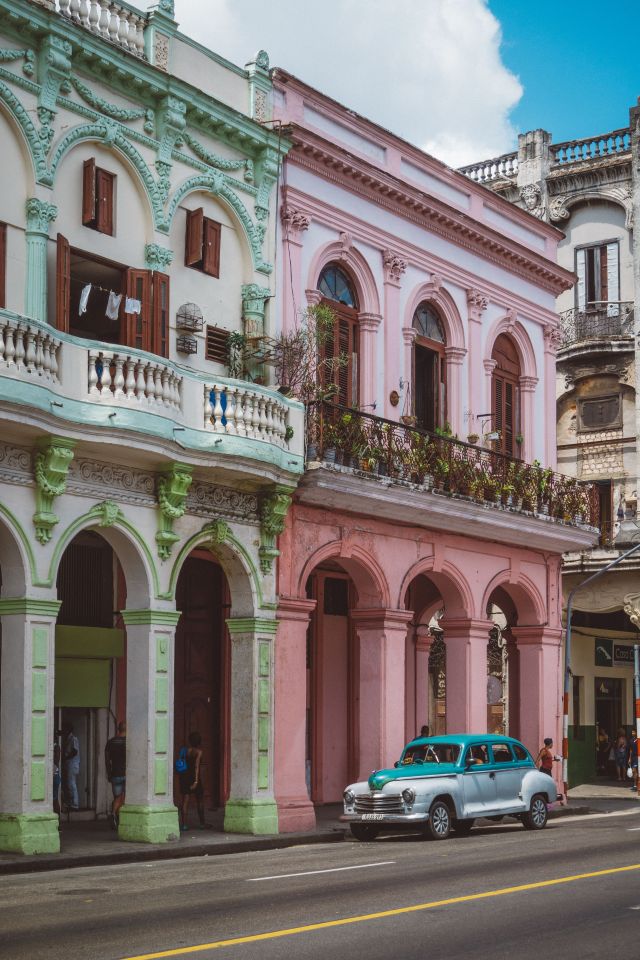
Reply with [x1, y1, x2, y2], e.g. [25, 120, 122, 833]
[307, 240, 381, 316]
[167, 527, 260, 619]
[48, 122, 158, 228]
[296, 539, 390, 609]
[559, 190, 633, 231]
[404, 281, 466, 351]
[0, 79, 44, 186]
[485, 314, 537, 381]
[47, 507, 157, 609]
[0, 507, 32, 596]
[481, 568, 546, 627]
[166, 175, 267, 273]
[398, 557, 473, 620]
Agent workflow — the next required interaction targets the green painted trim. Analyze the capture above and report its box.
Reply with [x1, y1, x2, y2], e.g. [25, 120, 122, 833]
[223, 798, 278, 836]
[165, 527, 264, 608]
[226, 618, 278, 635]
[121, 609, 181, 626]
[0, 813, 60, 855]
[0, 500, 39, 587]
[0, 598, 61, 617]
[47, 507, 160, 598]
[118, 804, 180, 844]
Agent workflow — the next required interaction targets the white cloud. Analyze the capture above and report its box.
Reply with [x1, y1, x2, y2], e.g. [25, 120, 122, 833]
[173, 0, 522, 167]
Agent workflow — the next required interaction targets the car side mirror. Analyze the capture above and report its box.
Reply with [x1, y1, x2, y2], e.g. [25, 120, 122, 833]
[394, 761, 400, 768]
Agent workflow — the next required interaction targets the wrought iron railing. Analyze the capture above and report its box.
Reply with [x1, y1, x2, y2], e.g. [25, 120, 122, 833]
[559, 302, 634, 347]
[306, 401, 599, 527]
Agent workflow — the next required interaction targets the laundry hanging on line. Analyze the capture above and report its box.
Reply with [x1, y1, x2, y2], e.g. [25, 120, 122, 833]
[105, 291, 122, 320]
[125, 297, 141, 315]
[78, 283, 92, 316]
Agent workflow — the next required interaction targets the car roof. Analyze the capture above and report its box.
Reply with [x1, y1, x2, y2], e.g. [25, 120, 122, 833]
[406, 734, 525, 747]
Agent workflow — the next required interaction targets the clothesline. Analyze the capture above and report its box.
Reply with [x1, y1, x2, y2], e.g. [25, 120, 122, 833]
[71, 276, 142, 318]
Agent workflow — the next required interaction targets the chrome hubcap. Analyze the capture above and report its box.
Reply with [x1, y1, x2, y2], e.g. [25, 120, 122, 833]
[432, 806, 449, 835]
[532, 799, 546, 826]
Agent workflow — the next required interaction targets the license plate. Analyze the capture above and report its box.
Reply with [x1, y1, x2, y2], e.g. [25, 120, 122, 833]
[361, 814, 383, 821]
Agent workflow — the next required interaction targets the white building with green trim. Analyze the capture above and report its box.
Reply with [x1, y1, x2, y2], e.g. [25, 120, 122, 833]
[0, 0, 303, 854]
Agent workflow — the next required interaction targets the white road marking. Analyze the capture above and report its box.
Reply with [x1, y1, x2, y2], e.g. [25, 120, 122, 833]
[629, 905, 640, 910]
[627, 827, 640, 831]
[552, 808, 640, 825]
[247, 861, 396, 881]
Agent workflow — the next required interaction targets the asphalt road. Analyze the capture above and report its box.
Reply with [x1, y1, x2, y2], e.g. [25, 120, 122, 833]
[2, 809, 640, 960]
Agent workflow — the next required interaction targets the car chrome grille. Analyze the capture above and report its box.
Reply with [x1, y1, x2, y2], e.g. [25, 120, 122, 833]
[354, 792, 403, 814]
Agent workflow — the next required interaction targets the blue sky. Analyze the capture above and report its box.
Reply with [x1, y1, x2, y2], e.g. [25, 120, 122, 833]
[490, 0, 640, 142]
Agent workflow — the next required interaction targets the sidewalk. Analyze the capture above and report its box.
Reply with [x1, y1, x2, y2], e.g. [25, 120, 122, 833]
[1, 786, 638, 876]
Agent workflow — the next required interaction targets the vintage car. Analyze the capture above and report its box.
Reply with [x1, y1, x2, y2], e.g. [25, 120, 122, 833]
[341, 734, 558, 841]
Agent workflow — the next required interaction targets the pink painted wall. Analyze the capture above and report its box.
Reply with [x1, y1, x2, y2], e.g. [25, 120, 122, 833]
[318, 614, 349, 802]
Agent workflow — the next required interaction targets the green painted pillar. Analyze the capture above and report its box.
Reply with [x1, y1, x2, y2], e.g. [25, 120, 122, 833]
[118, 609, 181, 844]
[25, 199, 57, 323]
[224, 617, 278, 835]
[0, 597, 61, 855]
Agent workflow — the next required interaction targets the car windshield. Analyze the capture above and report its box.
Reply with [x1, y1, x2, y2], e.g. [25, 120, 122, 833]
[401, 743, 461, 765]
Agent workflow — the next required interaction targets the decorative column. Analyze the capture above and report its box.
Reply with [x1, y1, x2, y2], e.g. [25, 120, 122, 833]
[401, 327, 417, 417]
[33, 436, 75, 545]
[543, 327, 562, 468]
[274, 598, 317, 832]
[25, 199, 57, 323]
[145, 0, 178, 72]
[441, 618, 492, 734]
[155, 462, 193, 561]
[512, 626, 563, 769]
[519, 375, 539, 464]
[119, 609, 181, 844]
[444, 346, 466, 437]
[483, 358, 497, 429]
[245, 49, 271, 123]
[359, 313, 382, 410]
[466, 289, 487, 430]
[351, 608, 413, 778]
[280, 205, 310, 334]
[224, 617, 279, 834]
[259, 485, 293, 575]
[382, 250, 407, 418]
[242, 283, 271, 382]
[0, 597, 61, 855]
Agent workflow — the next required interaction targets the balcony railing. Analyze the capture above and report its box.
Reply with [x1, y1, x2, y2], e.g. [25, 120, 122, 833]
[559, 302, 634, 348]
[458, 151, 518, 184]
[0, 309, 304, 460]
[307, 402, 599, 528]
[550, 129, 631, 166]
[53, 0, 147, 59]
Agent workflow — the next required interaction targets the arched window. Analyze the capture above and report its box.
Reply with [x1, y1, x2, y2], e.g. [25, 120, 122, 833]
[318, 263, 359, 406]
[491, 334, 521, 457]
[412, 302, 446, 432]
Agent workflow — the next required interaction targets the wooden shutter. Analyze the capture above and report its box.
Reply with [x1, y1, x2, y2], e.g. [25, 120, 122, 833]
[206, 325, 230, 363]
[185, 208, 204, 267]
[82, 158, 96, 227]
[96, 168, 115, 236]
[203, 218, 221, 277]
[152, 271, 170, 358]
[337, 317, 351, 406]
[124, 268, 151, 351]
[0, 222, 6, 309]
[493, 375, 503, 436]
[606, 241, 619, 316]
[55, 233, 71, 332]
[575, 248, 586, 310]
[504, 381, 514, 455]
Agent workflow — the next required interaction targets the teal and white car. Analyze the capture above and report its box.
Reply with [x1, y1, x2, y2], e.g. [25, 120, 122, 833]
[341, 734, 558, 841]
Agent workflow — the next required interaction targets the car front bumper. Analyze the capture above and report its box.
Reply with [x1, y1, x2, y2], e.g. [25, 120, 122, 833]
[340, 812, 429, 824]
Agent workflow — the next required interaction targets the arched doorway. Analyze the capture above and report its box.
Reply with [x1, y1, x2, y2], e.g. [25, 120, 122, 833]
[412, 302, 446, 432]
[174, 550, 230, 816]
[55, 531, 126, 816]
[317, 263, 360, 407]
[491, 333, 521, 457]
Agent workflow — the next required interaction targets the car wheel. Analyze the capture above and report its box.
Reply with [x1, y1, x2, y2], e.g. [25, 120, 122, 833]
[427, 800, 451, 840]
[522, 794, 548, 831]
[350, 823, 379, 841]
[452, 818, 474, 835]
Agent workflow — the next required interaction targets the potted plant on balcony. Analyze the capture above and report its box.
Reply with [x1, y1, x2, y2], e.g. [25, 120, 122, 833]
[432, 457, 450, 492]
[483, 475, 499, 503]
[467, 433, 479, 445]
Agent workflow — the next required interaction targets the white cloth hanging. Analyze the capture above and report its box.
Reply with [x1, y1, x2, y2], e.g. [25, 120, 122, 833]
[78, 283, 92, 316]
[105, 291, 122, 321]
[125, 297, 141, 315]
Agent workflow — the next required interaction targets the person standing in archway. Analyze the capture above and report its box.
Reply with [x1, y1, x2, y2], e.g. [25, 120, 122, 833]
[179, 731, 205, 831]
[61, 722, 80, 811]
[105, 721, 127, 829]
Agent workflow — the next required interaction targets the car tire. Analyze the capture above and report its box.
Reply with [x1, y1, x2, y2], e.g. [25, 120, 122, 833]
[452, 818, 474, 835]
[350, 823, 379, 841]
[427, 800, 451, 840]
[522, 794, 548, 831]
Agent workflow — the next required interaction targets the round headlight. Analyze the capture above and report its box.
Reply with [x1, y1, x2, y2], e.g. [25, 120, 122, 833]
[343, 789, 355, 805]
[402, 788, 416, 805]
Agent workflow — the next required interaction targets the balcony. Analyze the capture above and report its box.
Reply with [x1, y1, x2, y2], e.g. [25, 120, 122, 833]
[0, 309, 304, 477]
[303, 402, 599, 552]
[558, 302, 633, 351]
[52, 0, 148, 59]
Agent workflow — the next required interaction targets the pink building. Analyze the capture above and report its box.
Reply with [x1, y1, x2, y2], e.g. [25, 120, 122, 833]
[271, 72, 597, 833]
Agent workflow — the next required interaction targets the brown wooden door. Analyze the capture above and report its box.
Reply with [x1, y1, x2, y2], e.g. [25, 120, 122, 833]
[174, 555, 227, 809]
[491, 334, 520, 457]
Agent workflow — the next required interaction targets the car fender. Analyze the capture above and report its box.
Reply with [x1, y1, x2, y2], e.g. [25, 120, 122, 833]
[521, 768, 558, 804]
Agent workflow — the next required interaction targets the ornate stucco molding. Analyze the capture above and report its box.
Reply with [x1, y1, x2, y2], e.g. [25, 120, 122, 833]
[259, 486, 293, 574]
[144, 243, 174, 271]
[25, 197, 57, 235]
[33, 436, 76, 544]
[466, 288, 488, 321]
[156, 463, 193, 560]
[281, 204, 310, 239]
[382, 249, 408, 283]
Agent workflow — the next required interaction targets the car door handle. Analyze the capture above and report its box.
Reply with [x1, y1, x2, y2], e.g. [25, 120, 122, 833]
[489, 772, 496, 779]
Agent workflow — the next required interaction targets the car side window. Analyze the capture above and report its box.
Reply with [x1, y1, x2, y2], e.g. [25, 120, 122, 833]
[465, 744, 489, 765]
[491, 744, 514, 764]
[512, 743, 529, 761]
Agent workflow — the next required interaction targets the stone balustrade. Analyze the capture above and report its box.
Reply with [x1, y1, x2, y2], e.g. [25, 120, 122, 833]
[54, 0, 147, 58]
[89, 350, 182, 409]
[0, 314, 61, 381]
[204, 383, 291, 447]
[458, 152, 518, 184]
[550, 129, 631, 166]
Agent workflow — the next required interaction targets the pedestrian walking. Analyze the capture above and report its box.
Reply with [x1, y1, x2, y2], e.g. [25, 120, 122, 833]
[61, 722, 80, 810]
[105, 720, 127, 829]
[53, 739, 61, 816]
[628, 731, 638, 792]
[614, 727, 628, 782]
[536, 737, 561, 776]
[178, 731, 205, 831]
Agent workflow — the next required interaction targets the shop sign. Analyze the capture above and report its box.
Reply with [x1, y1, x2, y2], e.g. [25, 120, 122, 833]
[594, 637, 635, 667]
